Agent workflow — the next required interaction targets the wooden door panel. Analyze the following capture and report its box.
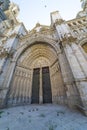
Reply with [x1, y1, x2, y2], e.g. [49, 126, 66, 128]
[42, 67, 52, 103]
[31, 68, 40, 103]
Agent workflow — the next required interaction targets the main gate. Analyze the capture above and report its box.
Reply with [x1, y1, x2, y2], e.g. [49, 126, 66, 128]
[31, 66, 52, 104]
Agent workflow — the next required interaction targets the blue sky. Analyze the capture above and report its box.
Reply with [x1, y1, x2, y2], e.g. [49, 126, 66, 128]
[10, 0, 82, 30]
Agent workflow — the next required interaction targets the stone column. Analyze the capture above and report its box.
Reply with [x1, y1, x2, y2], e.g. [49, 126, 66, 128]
[39, 68, 43, 104]
[29, 69, 33, 104]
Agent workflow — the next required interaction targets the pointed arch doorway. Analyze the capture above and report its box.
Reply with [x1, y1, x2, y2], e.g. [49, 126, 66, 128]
[31, 66, 52, 104]
[7, 42, 66, 106]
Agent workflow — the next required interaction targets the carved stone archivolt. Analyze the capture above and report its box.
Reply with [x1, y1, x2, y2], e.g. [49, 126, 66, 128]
[7, 41, 66, 106]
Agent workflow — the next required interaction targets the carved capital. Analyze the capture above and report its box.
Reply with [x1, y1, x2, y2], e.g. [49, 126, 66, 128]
[62, 35, 77, 46]
[55, 19, 65, 25]
[62, 36, 77, 43]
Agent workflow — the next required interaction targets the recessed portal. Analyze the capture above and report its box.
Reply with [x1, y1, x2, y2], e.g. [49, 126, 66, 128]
[7, 43, 66, 106]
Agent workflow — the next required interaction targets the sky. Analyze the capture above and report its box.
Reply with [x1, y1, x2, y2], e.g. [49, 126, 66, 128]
[10, 0, 82, 30]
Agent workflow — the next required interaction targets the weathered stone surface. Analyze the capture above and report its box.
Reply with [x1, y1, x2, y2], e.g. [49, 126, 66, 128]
[0, 0, 87, 116]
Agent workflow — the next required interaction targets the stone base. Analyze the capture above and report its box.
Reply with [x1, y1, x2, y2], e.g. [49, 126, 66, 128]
[75, 104, 87, 116]
[84, 109, 87, 116]
[0, 99, 6, 109]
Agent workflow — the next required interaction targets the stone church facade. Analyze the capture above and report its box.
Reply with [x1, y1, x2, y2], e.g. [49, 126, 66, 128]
[0, 1, 87, 115]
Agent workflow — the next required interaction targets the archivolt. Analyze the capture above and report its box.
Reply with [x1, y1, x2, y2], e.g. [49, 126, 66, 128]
[17, 43, 58, 69]
[13, 36, 59, 62]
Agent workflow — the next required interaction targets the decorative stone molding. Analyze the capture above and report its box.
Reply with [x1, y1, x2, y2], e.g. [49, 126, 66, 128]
[0, 47, 14, 58]
[55, 19, 65, 25]
[15, 70, 30, 77]
[60, 34, 77, 46]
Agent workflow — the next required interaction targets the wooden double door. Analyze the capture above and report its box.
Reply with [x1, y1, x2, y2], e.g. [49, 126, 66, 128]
[31, 66, 52, 104]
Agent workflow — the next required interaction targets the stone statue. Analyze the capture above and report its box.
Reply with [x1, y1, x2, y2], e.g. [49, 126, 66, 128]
[80, 0, 87, 10]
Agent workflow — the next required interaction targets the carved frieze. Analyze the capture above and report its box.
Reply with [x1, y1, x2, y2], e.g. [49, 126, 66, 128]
[15, 66, 31, 78]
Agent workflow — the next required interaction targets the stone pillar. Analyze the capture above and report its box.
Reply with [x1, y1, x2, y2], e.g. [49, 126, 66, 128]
[0, 59, 16, 107]
[78, 45, 87, 61]
[39, 68, 43, 104]
[64, 43, 87, 115]
[29, 69, 33, 104]
[58, 50, 79, 107]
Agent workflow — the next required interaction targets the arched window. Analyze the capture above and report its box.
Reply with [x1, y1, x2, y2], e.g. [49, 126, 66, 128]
[73, 30, 78, 35]
[82, 43, 87, 53]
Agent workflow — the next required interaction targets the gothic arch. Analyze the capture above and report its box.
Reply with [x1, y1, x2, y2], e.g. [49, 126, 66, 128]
[14, 36, 59, 62]
[6, 36, 66, 106]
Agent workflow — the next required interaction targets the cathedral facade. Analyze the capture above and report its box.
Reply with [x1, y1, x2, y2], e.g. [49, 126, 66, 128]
[0, 1, 87, 115]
